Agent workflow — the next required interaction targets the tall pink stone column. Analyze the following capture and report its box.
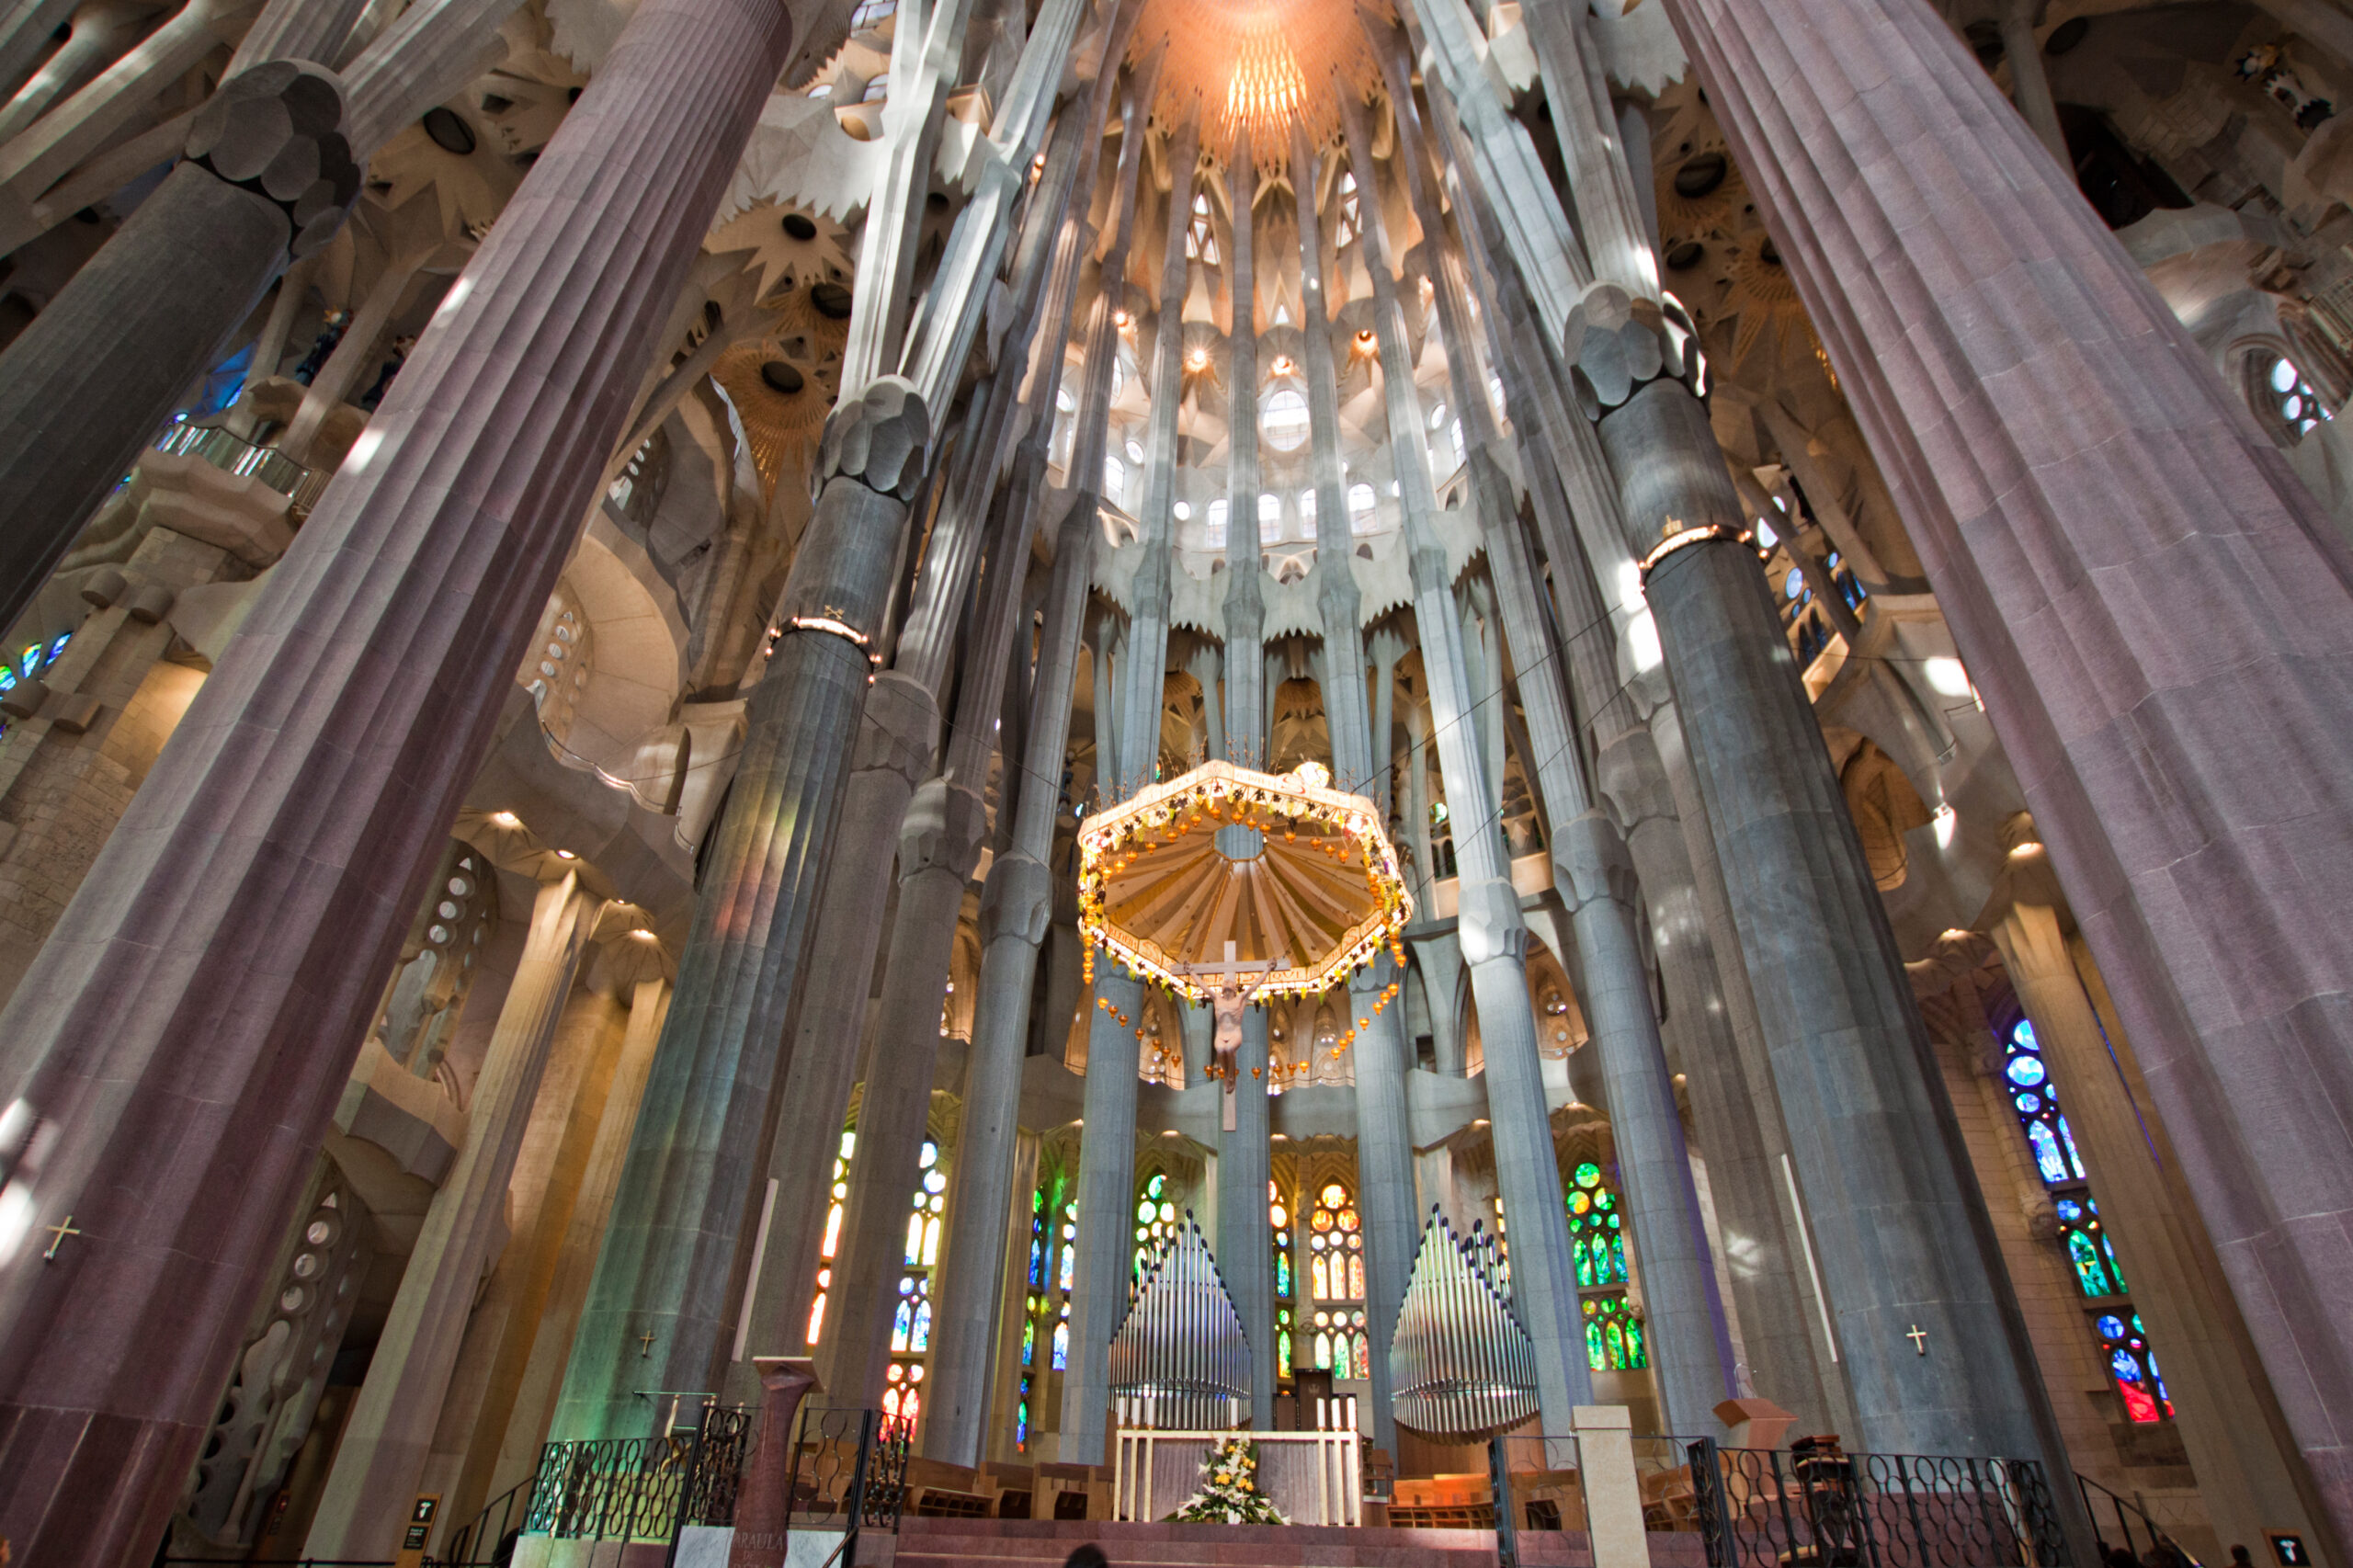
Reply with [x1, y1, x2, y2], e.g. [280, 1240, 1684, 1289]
[0, 0, 800, 1555]
[1661, 0, 2353, 1544]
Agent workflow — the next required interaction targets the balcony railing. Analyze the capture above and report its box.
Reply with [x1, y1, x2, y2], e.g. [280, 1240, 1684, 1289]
[153, 422, 330, 519]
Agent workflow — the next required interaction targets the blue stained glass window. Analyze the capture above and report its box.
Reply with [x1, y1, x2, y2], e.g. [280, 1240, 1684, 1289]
[1021, 1319, 1035, 1366]
[2055, 1198, 2084, 1222]
[2096, 1314, 2128, 1339]
[1060, 1242, 1074, 1290]
[1016, 1399, 1029, 1447]
[1051, 1319, 1069, 1369]
[2006, 1054, 2046, 1088]
[910, 1301, 931, 1352]
[2059, 1115, 2086, 1179]
[2015, 1093, 2041, 1113]
[48, 633, 67, 660]
[2028, 1119, 2070, 1184]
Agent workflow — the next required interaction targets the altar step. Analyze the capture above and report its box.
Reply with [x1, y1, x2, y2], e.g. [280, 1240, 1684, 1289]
[888, 1515, 1591, 1565]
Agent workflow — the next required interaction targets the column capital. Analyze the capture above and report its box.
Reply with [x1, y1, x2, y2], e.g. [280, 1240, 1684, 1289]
[185, 62, 361, 259]
[814, 376, 932, 502]
[1552, 809, 1640, 916]
[978, 849, 1055, 947]
[1454, 876, 1528, 966]
[850, 670, 940, 788]
[897, 772, 990, 881]
[1563, 284, 1698, 421]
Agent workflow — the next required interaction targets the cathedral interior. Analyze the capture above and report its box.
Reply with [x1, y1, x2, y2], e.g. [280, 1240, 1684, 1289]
[0, 0, 2348, 1562]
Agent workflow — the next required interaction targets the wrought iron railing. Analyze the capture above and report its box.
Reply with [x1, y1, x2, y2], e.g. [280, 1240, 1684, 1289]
[1686, 1438, 2071, 1568]
[782, 1404, 913, 1550]
[152, 421, 330, 517]
[2078, 1473, 2201, 1568]
[517, 1401, 754, 1546]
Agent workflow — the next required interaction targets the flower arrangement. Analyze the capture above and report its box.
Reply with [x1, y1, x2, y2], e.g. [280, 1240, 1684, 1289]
[1172, 1435, 1287, 1525]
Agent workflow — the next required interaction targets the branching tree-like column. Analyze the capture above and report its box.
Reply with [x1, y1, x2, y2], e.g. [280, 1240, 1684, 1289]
[1054, 51, 1162, 1464]
[1665, 0, 2353, 1533]
[0, 0, 802, 1553]
[1406, 0, 2069, 1479]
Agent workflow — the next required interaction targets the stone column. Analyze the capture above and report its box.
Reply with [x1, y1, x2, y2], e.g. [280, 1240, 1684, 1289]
[1219, 127, 1264, 770]
[305, 873, 607, 1559]
[489, 976, 669, 1504]
[558, 0, 1011, 1437]
[982, 1130, 1041, 1462]
[1995, 0, 2068, 166]
[1668, 0, 2353, 1528]
[0, 0, 800, 1549]
[926, 478, 1098, 1461]
[1347, 81, 1735, 1436]
[1111, 112, 1197, 800]
[1403, 45, 1842, 1422]
[1051, 56, 1160, 1464]
[821, 486, 1032, 1414]
[1351, 202, 1593, 1441]
[1989, 850, 2324, 1560]
[722, 53, 1101, 1405]
[1288, 117, 1410, 1442]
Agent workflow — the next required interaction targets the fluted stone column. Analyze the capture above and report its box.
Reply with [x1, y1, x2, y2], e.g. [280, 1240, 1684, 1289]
[1669, 0, 2353, 1526]
[307, 874, 608, 1559]
[489, 976, 670, 1508]
[1220, 127, 1264, 771]
[1293, 114, 1410, 1450]
[1049, 56, 1157, 1464]
[823, 482, 1040, 1413]
[0, 0, 800, 1551]
[926, 488, 1095, 1457]
[1346, 82, 1736, 1435]
[725, 74, 1100, 1404]
[1989, 850, 2324, 1560]
[0, 0, 533, 631]
[1401, 47, 1843, 1422]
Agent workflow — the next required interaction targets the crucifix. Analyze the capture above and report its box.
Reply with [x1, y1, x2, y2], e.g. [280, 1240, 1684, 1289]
[41, 1215, 80, 1261]
[1905, 1324, 1928, 1356]
[638, 1330, 656, 1358]
[1180, 941, 1285, 1132]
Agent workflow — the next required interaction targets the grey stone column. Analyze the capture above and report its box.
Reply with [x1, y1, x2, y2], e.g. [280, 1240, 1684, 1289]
[1048, 53, 1159, 1465]
[1676, 0, 2353, 1529]
[926, 477, 1098, 1461]
[0, 0, 801, 1547]
[1296, 112, 1408, 1452]
[0, 62, 356, 631]
[1219, 127, 1264, 770]
[1111, 113, 1197, 799]
[1404, 26, 1850, 1431]
[1343, 178, 1590, 1440]
[1995, 0, 2068, 165]
[1061, 967, 1142, 1459]
[1212, 1006, 1274, 1420]
[306, 875, 608, 1558]
[1610, 372, 2058, 1467]
[823, 454, 1043, 1415]
[1348, 81, 1735, 1436]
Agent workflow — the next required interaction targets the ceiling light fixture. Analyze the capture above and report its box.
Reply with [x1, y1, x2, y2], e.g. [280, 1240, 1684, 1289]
[490, 811, 520, 827]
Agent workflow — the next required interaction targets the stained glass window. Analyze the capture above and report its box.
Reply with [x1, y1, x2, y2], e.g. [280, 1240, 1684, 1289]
[1133, 1171, 1177, 1286]
[2096, 1312, 2173, 1423]
[882, 1138, 948, 1433]
[2005, 1021, 2085, 1185]
[2002, 1019, 2169, 1423]
[1565, 1162, 1628, 1289]
[1017, 1171, 1074, 1454]
[1583, 1293, 1647, 1371]
[1308, 1182, 1368, 1377]
[804, 1129, 855, 1345]
[1271, 1181, 1295, 1378]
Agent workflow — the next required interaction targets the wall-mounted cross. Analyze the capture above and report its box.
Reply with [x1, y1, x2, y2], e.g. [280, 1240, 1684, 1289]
[41, 1215, 80, 1261]
[1905, 1324, 1928, 1356]
[638, 1331, 655, 1358]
